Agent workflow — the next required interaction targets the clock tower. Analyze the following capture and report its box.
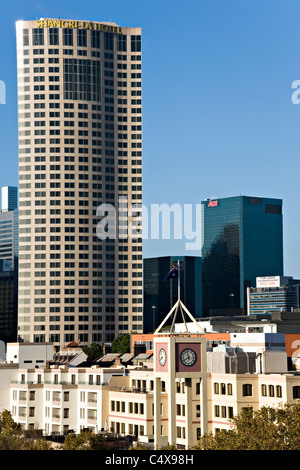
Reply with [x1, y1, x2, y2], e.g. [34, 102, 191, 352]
[153, 297, 208, 449]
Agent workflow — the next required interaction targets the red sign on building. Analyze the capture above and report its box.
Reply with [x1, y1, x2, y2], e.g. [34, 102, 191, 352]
[208, 200, 218, 207]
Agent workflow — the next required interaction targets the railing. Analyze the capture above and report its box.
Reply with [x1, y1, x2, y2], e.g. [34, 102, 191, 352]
[108, 385, 152, 394]
[44, 381, 76, 386]
[11, 381, 42, 385]
[78, 381, 108, 386]
[11, 380, 109, 386]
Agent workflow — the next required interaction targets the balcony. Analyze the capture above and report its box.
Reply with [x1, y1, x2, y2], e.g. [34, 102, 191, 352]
[52, 408, 61, 422]
[53, 392, 61, 402]
[18, 406, 27, 420]
[87, 410, 97, 422]
[19, 392, 27, 401]
[88, 392, 97, 404]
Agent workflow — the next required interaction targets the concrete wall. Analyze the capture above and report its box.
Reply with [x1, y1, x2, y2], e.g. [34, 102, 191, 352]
[6, 343, 55, 368]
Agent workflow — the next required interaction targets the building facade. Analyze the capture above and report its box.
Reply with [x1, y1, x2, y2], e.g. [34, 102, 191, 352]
[0, 187, 19, 341]
[16, 19, 143, 347]
[1, 187, 18, 213]
[0, 186, 19, 270]
[1, 333, 300, 448]
[201, 195, 283, 317]
[248, 276, 300, 315]
[0, 270, 18, 341]
[143, 256, 201, 333]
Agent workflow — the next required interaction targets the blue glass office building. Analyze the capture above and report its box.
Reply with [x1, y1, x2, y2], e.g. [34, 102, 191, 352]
[0, 186, 18, 341]
[201, 196, 283, 316]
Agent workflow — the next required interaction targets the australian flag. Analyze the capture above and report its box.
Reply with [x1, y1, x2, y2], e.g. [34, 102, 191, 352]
[164, 264, 179, 282]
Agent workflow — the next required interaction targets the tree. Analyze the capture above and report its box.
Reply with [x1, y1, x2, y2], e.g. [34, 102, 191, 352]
[194, 403, 300, 450]
[0, 409, 22, 450]
[111, 334, 130, 354]
[0, 410, 54, 450]
[82, 343, 103, 360]
[63, 430, 110, 450]
[89, 433, 111, 450]
[129, 442, 148, 450]
[20, 438, 52, 450]
[63, 430, 92, 450]
[0, 409, 21, 435]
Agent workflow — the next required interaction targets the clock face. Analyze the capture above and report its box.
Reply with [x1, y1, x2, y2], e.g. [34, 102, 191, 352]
[180, 348, 197, 367]
[158, 348, 167, 366]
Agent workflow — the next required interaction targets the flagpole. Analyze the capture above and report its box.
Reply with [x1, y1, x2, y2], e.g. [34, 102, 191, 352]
[178, 260, 180, 301]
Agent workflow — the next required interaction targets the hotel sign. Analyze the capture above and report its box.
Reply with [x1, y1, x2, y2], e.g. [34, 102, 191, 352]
[35, 19, 122, 34]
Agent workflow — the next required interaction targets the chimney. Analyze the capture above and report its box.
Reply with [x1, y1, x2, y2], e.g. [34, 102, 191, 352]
[113, 357, 122, 368]
[103, 343, 111, 355]
[134, 344, 146, 357]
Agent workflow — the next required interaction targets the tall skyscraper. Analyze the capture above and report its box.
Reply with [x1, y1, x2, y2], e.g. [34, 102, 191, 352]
[143, 256, 202, 332]
[16, 18, 143, 347]
[201, 195, 283, 316]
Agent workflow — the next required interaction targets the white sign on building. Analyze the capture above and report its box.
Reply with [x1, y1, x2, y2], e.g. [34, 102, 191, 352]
[256, 276, 281, 288]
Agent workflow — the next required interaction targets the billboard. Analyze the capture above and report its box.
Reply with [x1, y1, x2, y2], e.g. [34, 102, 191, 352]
[256, 276, 281, 287]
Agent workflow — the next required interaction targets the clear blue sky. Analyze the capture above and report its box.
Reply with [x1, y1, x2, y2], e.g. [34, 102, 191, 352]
[0, 0, 300, 277]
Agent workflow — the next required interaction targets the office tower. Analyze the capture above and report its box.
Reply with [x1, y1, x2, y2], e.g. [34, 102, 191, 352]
[201, 196, 283, 317]
[16, 19, 143, 346]
[0, 267, 18, 341]
[143, 256, 201, 332]
[248, 276, 300, 315]
[1, 186, 18, 212]
[0, 186, 19, 270]
[0, 187, 19, 341]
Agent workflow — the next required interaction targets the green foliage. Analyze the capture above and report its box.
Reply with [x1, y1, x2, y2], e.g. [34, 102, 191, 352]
[194, 403, 300, 450]
[0, 409, 52, 450]
[0, 409, 22, 449]
[89, 433, 111, 450]
[82, 343, 103, 360]
[63, 430, 110, 450]
[111, 333, 131, 354]
[130, 442, 149, 450]
[0, 410, 109, 451]
[63, 430, 92, 450]
[20, 438, 52, 450]
[0, 409, 21, 436]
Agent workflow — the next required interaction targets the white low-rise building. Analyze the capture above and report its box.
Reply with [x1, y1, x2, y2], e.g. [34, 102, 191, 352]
[1, 336, 300, 448]
[6, 342, 55, 368]
[8, 362, 126, 435]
